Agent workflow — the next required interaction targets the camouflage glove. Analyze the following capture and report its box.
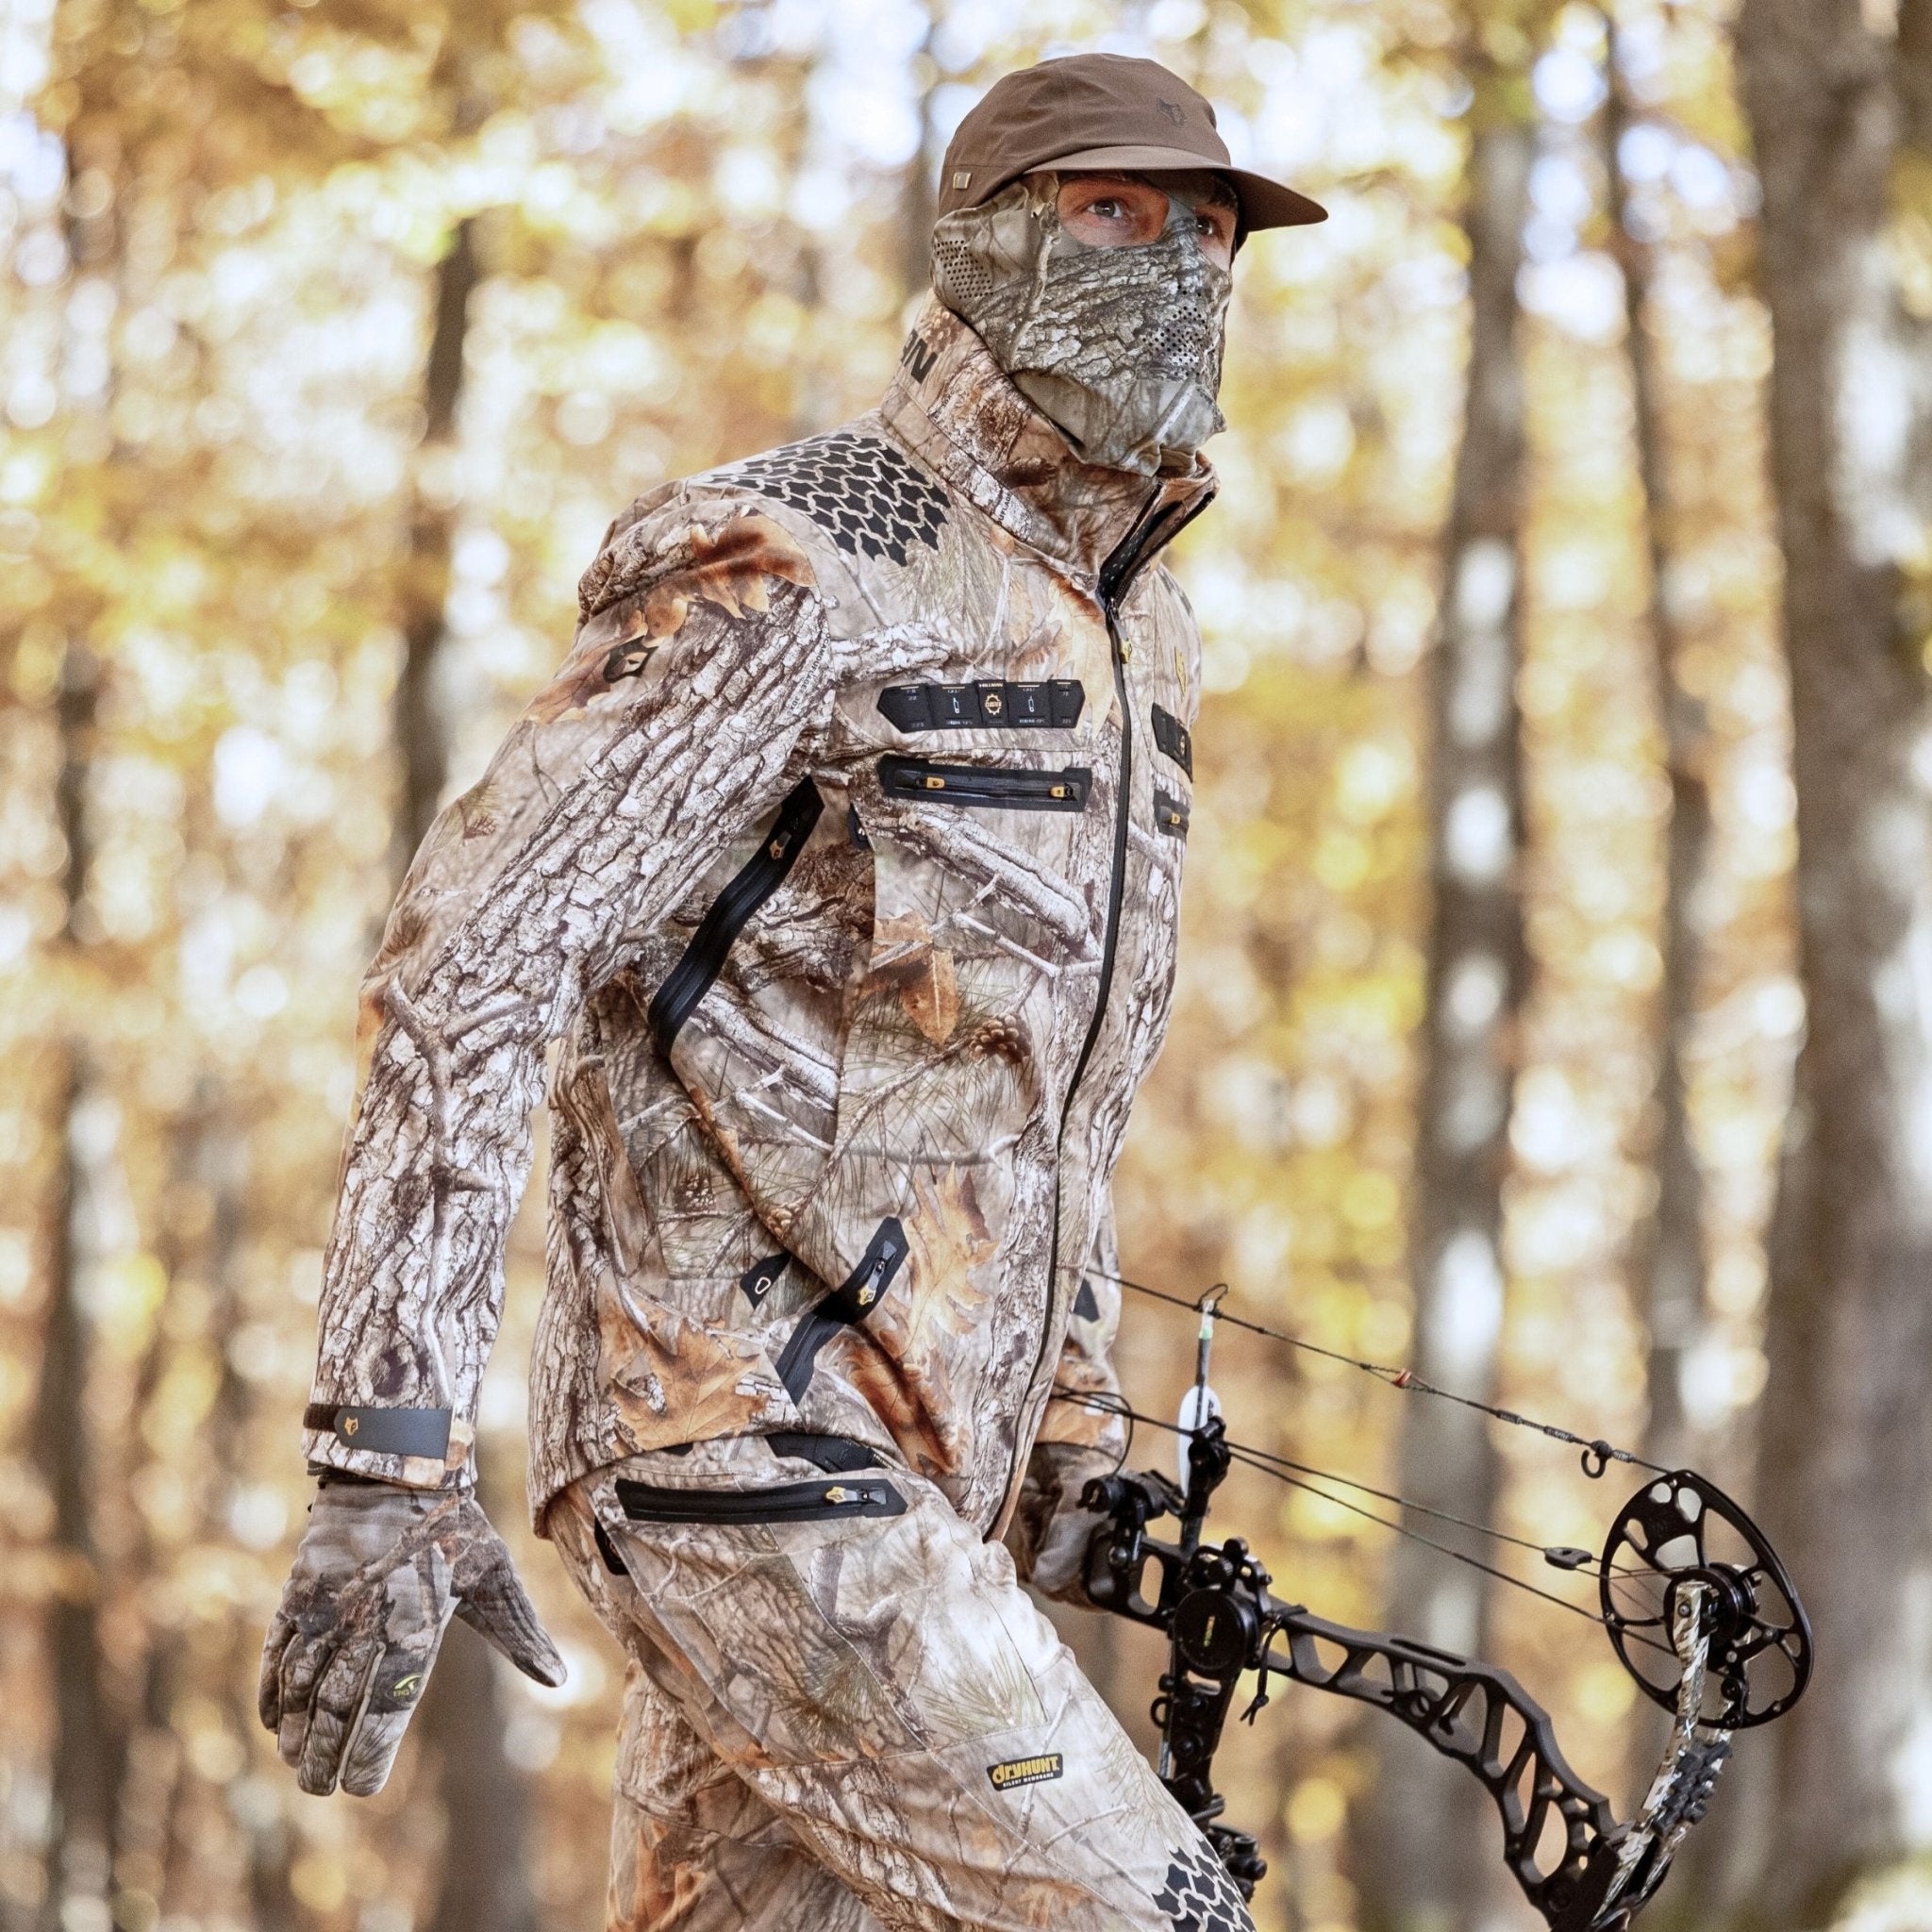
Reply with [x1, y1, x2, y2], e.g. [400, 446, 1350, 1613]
[1007, 1440, 1116, 1604]
[258, 1480, 566, 1797]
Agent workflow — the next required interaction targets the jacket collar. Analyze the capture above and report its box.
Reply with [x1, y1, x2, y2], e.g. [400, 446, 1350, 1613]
[879, 293, 1218, 590]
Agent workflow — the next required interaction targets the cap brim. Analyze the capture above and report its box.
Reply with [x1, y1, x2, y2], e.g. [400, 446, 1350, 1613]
[1042, 143, 1328, 229]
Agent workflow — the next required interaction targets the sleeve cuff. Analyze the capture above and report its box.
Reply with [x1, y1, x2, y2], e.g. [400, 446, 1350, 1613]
[301, 1402, 475, 1490]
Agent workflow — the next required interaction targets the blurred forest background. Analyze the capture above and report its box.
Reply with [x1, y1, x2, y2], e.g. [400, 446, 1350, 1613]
[3, 0, 1930, 1930]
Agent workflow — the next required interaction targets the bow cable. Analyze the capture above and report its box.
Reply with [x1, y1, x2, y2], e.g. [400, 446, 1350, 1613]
[1081, 1268, 1670, 1479]
[1050, 1385, 1674, 1656]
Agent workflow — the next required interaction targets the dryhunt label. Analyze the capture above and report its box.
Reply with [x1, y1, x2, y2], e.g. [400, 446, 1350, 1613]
[987, 1753, 1063, 1790]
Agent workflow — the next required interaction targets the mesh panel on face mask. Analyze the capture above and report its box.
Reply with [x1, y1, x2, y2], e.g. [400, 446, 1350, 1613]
[932, 232, 995, 308]
[1147, 306, 1219, 375]
[929, 178, 1232, 476]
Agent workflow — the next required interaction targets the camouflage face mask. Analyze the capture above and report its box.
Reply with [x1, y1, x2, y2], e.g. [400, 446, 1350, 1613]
[931, 174, 1232, 477]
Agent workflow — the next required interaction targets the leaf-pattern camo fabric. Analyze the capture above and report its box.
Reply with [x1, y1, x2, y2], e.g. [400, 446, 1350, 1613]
[548, 1447, 1256, 1932]
[299, 294, 1210, 1547]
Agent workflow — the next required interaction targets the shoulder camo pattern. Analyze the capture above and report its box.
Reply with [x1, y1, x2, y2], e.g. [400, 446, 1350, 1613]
[716, 429, 949, 565]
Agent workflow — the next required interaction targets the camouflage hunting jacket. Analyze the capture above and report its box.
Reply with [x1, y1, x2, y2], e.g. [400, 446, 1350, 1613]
[300, 294, 1213, 1541]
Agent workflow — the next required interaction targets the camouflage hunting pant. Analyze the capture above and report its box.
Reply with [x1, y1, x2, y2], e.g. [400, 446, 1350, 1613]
[550, 1437, 1257, 1932]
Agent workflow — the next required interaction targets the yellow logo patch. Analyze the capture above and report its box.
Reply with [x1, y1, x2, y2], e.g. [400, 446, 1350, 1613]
[987, 1753, 1063, 1790]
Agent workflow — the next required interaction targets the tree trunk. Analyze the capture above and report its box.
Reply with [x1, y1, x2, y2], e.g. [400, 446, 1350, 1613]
[420, 1465, 541, 1932]
[1601, 41, 1734, 1915]
[1604, 24, 1713, 1481]
[37, 643, 120, 1932]
[390, 216, 479, 876]
[143, 1087, 296, 1929]
[1358, 93, 1534, 1932]
[391, 215, 543, 1932]
[896, 4, 937, 305]
[1735, 0, 1932, 1916]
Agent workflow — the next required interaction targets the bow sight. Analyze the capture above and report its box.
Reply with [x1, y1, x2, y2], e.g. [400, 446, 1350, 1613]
[1073, 1288, 1813, 1931]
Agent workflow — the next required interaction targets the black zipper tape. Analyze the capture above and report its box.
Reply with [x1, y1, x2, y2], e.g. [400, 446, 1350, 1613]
[649, 777, 824, 1055]
[1150, 704, 1193, 777]
[741, 1253, 790, 1308]
[1154, 788, 1191, 839]
[614, 1474, 905, 1524]
[774, 1217, 907, 1403]
[593, 1519, 628, 1574]
[878, 679, 1086, 733]
[879, 756, 1091, 812]
[763, 1431, 882, 1472]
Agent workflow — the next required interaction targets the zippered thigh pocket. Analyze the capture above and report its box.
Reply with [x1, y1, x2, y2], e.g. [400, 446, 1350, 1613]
[613, 1475, 907, 1524]
[879, 755, 1091, 812]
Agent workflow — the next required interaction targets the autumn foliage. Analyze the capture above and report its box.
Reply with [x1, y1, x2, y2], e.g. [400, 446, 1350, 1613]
[6, 2, 1914, 1930]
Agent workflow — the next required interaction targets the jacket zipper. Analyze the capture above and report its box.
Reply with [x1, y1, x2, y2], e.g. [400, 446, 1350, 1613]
[649, 775, 823, 1056]
[1004, 491, 1213, 1524]
[879, 756, 1091, 811]
[774, 1216, 908, 1403]
[614, 1474, 906, 1524]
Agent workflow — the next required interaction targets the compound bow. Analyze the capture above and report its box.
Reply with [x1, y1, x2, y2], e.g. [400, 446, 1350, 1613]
[1054, 1275, 1813, 1931]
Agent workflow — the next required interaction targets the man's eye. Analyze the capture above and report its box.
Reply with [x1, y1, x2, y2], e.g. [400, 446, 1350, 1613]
[1089, 198, 1127, 220]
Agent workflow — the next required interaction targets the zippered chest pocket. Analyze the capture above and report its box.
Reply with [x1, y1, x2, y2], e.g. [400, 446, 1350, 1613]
[614, 1475, 906, 1524]
[879, 755, 1091, 813]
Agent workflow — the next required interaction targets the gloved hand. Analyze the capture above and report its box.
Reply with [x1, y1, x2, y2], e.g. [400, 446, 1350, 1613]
[258, 1479, 566, 1796]
[1006, 1440, 1116, 1603]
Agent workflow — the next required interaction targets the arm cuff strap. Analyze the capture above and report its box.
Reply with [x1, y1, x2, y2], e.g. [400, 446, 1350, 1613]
[303, 1403, 455, 1459]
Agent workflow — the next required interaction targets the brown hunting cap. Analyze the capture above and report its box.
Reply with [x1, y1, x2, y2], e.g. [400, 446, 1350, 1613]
[937, 52, 1327, 234]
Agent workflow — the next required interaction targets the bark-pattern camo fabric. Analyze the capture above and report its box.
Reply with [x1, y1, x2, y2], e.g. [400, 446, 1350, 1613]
[1002, 1212, 1126, 1601]
[548, 1447, 1255, 1932]
[300, 294, 1209, 1542]
[930, 176, 1230, 476]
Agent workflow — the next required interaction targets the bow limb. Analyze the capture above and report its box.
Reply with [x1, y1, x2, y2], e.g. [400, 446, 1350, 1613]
[1084, 1479, 1631, 1927]
[1552, 1581, 1734, 1932]
[1247, 1580, 1735, 1932]
[1252, 1604, 1624, 1927]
